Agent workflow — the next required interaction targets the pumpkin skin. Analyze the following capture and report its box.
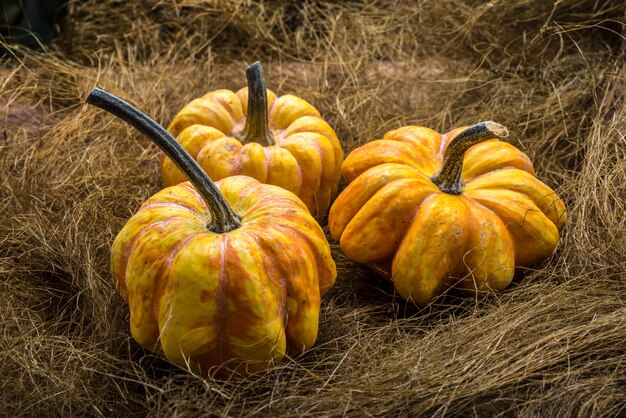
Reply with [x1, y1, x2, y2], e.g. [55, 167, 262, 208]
[112, 176, 336, 374]
[329, 122, 567, 304]
[163, 62, 343, 219]
[86, 88, 336, 376]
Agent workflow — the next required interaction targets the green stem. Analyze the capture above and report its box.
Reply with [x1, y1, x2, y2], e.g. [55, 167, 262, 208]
[431, 121, 509, 195]
[86, 88, 241, 233]
[238, 61, 275, 146]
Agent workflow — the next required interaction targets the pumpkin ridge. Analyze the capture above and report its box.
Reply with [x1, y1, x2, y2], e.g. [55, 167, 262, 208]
[467, 185, 562, 220]
[382, 126, 443, 171]
[329, 163, 431, 239]
[296, 132, 336, 183]
[370, 190, 441, 282]
[209, 91, 242, 136]
[342, 139, 433, 182]
[462, 198, 515, 293]
[219, 232, 288, 366]
[280, 240, 321, 352]
[227, 176, 308, 216]
[386, 139, 436, 174]
[240, 230, 288, 324]
[463, 188, 560, 266]
[367, 192, 443, 270]
[241, 197, 309, 223]
[189, 96, 233, 136]
[461, 165, 523, 183]
[437, 132, 449, 157]
[461, 140, 535, 179]
[269, 94, 321, 131]
[339, 178, 439, 265]
[177, 125, 229, 158]
[118, 219, 178, 295]
[263, 145, 305, 196]
[279, 134, 324, 211]
[458, 196, 501, 224]
[269, 221, 334, 296]
[391, 193, 472, 303]
[153, 230, 207, 349]
[383, 126, 441, 149]
[237, 142, 268, 183]
[261, 147, 304, 196]
[463, 168, 566, 230]
[458, 197, 489, 291]
[284, 115, 343, 176]
[293, 154, 304, 195]
[196, 137, 245, 180]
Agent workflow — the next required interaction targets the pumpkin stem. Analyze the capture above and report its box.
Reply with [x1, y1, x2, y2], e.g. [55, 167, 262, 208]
[432, 121, 509, 195]
[237, 61, 275, 146]
[86, 88, 241, 233]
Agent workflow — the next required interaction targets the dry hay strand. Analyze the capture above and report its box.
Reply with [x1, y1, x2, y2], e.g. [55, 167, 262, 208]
[1, 0, 625, 416]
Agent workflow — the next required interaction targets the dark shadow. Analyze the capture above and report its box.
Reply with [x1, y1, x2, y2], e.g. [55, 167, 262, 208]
[1, 0, 68, 55]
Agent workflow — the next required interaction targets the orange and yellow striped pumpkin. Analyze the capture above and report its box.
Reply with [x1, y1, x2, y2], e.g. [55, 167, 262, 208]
[163, 61, 343, 219]
[87, 88, 336, 375]
[329, 122, 566, 304]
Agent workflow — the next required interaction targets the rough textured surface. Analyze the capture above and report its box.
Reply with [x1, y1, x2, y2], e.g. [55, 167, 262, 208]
[0, 0, 625, 416]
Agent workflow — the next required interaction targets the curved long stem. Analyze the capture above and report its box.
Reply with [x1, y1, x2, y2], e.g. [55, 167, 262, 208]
[238, 61, 275, 146]
[431, 121, 509, 195]
[86, 88, 241, 233]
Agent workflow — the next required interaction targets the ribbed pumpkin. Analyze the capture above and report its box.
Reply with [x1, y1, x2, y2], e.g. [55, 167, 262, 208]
[329, 122, 567, 304]
[87, 89, 336, 375]
[163, 61, 343, 219]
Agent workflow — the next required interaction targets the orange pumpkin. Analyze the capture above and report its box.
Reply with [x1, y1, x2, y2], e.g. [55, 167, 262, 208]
[163, 61, 343, 219]
[87, 88, 336, 375]
[329, 122, 567, 304]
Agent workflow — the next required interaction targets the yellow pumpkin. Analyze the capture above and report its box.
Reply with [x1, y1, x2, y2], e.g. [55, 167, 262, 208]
[87, 88, 336, 375]
[329, 122, 567, 304]
[163, 61, 343, 219]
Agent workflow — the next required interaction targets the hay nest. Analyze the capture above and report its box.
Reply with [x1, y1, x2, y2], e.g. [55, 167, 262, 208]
[1, 1, 625, 416]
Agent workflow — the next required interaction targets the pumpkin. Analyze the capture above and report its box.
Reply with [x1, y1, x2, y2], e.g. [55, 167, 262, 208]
[86, 88, 336, 375]
[162, 61, 343, 219]
[329, 121, 567, 304]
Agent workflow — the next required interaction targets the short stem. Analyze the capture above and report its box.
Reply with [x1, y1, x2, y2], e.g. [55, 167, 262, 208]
[238, 61, 274, 146]
[431, 121, 509, 195]
[86, 88, 241, 233]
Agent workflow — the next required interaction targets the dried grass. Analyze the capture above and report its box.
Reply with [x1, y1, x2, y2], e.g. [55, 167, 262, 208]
[1, 0, 625, 416]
